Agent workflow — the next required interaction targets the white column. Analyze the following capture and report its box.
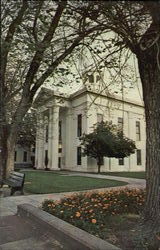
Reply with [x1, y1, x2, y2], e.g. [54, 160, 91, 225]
[35, 113, 45, 169]
[50, 106, 60, 170]
[48, 108, 53, 168]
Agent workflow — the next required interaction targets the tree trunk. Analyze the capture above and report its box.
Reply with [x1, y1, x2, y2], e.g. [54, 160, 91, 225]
[97, 157, 102, 173]
[0, 125, 8, 179]
[137, 46, 160, 225]
[2, 97, 32, 178]
[0, 92, 8, 179]
[5, 133, 17, 177]
[97, 164, 101, 174]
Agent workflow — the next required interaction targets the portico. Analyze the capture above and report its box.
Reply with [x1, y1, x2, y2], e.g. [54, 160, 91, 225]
[34, 87, 70, 170]
[35, 105, 62, 170]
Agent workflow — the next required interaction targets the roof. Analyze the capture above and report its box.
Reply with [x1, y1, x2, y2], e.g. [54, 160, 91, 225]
[33, 87, 69, 108]
[33, 86, 144, 109]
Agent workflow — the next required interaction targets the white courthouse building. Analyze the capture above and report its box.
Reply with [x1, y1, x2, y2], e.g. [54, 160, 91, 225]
[34, 79, 146, 172]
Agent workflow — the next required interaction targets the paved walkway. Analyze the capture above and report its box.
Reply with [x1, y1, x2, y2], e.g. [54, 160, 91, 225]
[0, 215, 68, 250]
[0, 173, 145, 217]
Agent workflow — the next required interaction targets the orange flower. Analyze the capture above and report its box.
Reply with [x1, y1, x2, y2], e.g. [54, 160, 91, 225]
[91, 219, 97, 224]
[75, 212, 81, 217]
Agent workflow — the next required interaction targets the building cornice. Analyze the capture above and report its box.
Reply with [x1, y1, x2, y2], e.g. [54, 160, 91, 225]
[33, 86, 144, 109]
[69, 88, 144, 108]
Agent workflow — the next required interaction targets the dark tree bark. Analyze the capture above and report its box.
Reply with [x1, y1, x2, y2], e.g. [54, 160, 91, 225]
[97, 164, 101, 174]
[137, 40, 160, 224]
[5, 97, 32, 177]
[0, 0, 29, 179]
[0, 125, 8, 179]
[97, 157, 102, 173]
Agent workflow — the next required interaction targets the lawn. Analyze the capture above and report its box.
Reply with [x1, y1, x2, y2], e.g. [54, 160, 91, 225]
[21, 170, 127, 194]
[101, 171, 145, 179]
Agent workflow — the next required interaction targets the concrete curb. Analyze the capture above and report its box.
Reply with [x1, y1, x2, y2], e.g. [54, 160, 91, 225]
[17, 204, 121, 250]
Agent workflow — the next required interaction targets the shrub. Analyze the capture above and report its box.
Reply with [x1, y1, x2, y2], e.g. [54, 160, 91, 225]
[42, 188, 145, 236]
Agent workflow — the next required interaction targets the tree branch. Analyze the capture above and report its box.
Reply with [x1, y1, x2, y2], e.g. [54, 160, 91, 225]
[23, 1, 67, 95]
[1, 0, 28, 81]
[30, 24, 106, 97]
[32, 1, 45, 43]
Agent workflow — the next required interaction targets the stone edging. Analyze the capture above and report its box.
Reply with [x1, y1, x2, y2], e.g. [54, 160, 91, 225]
[17, 203, 121, 250]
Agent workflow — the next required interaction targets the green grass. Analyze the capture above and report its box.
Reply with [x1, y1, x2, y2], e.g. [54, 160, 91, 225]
[21, 170, 128, 194]
[101, 171, 145, 179]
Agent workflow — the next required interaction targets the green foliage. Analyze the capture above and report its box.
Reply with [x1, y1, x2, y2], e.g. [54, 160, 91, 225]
[80, 122, 116, 158]
[17, 111, 36, 147]
[80, 121, 136, 169]
[42, 188, 145, 239]
[114, 131, 136, 158]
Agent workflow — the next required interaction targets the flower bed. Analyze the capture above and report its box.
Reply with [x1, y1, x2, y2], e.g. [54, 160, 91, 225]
[42, 189, 145, 241]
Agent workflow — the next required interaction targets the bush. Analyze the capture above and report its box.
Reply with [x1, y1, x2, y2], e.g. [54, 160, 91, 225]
[42, 188, 145, 237]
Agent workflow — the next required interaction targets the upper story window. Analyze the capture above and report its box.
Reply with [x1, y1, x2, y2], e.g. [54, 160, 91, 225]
[137, 149, 142, 165]
[59, 121, 62, 142]
[136, 121, 141, 141]
[88, 74, 94, 83]
[23, 151, 27, 162]
[45, 124, 48, 142]
[97, 113, 103, 123]
[77, 114, 82, 137]
[96, 75, 100, 82]
[118, 117, 123, 130]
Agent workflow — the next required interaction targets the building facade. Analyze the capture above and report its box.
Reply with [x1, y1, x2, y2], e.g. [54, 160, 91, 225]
[34, 85, 146, 173]
[14, 145, 35, 169]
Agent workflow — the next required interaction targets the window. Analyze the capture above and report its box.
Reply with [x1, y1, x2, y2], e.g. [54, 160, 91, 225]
[96, 75, 100, 82]
[45, 125, 48, 142]
[58, 148, 62, 153]
[14, 151, 17, 162]
[31, 156, 35, 165]
[77, 114, 82, 137]
[136, 121, 141, 141]
[58, 157, 61, 168]
[118, 117, 123, 130]
[119, 158, 124, 165]
[77, 147, 81, 165]
[88, 74, 94, 83]
[44, 150, 48, 167]
[97, 114, 103, 123]
[23, 151, 27, 162]
[59, 121, 62, 142]
[137, 149, 142, 165]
